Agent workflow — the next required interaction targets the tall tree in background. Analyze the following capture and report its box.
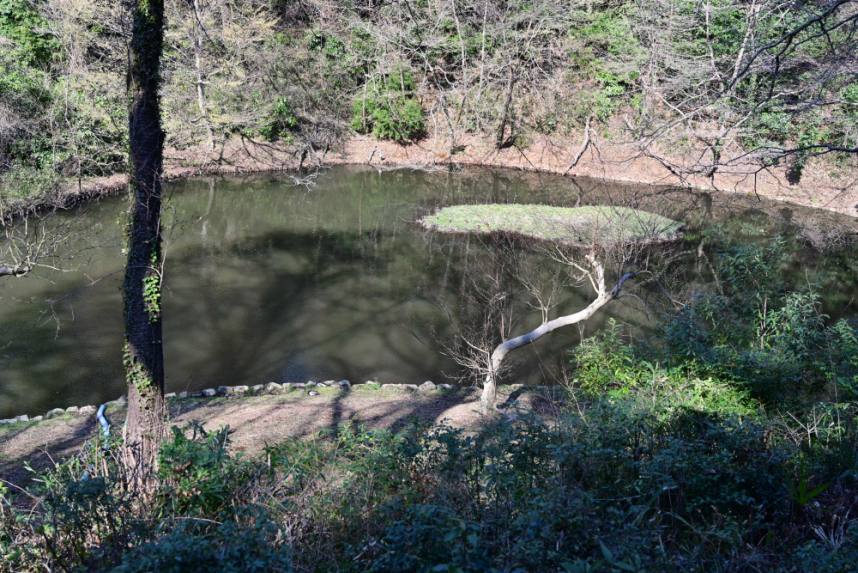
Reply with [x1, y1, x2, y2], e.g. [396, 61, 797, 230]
[124, 0, 167, 477]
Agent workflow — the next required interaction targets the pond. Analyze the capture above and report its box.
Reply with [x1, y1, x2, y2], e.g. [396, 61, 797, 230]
[1, 165, 856, 419]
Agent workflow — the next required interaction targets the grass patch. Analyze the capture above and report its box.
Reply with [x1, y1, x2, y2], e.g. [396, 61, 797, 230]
[421, 204, 683, 244]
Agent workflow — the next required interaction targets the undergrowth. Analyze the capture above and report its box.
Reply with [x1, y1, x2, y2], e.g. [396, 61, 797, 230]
[2, 376, 857, 572]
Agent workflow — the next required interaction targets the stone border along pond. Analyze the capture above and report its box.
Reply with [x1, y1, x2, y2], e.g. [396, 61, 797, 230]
[421, 204, 685, 245]
[1, 380, 560, 426]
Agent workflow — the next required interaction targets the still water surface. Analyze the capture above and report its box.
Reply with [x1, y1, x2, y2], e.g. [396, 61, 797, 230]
[1, 165, 856, 418]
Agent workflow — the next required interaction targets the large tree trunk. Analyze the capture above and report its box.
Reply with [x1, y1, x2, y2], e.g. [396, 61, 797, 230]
[481, 268, 637, 413]
[124, 0, 167, 483]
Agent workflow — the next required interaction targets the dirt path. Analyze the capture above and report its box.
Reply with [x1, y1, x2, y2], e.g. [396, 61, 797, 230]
[0, 386, 547, 489]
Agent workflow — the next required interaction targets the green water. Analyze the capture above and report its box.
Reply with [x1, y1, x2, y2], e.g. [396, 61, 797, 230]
[1, 165, 856, 418]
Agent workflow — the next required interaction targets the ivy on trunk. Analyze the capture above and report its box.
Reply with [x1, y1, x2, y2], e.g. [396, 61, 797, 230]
[124, 0, 167, 480]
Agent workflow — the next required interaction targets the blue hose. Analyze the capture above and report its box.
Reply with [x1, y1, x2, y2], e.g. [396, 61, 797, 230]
[96, 404, 110, 437]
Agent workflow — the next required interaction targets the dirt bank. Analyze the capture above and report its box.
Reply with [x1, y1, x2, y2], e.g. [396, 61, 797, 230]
[62, 131, 858, 219]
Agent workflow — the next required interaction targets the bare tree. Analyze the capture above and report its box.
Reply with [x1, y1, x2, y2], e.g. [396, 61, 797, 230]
[310, 0, 577, 151]
[0, 208, 93, 277]
[478, 248, 637, 411]
[622, 0, 858, 186]
[161, 0, 278, 151]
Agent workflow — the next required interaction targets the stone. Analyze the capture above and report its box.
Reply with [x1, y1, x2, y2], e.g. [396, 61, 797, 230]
[418, 381, 436, 392]
[189, 391, 203, 398]
[217, 386, 230, 395]
[308, 390, 320, 396]
[381, 384, 399, 390]
[14, 414, 29, 422]
[164, 392, 177, 399]
[231, 385, 249, 394]
[78, 406, 96, 415]
[116, 395, 128, 405]
[0, 419, 15, 424]
[46, 408, 65, 418]
[290, 383, 305, 390]
[251, 384, 264, 393]
[30, 416, 43, 422]
[316, 382, 328, 387]
[66, 406, 79, 413]
[179, 392, 188, 398]
[438, 384, 456, 390]
[323, 380, 336, 386]
[401, 384, 419, 391]
[338, 380, 351, 388]
[266, 382, 282, 392]
[202, 388, 217, 397]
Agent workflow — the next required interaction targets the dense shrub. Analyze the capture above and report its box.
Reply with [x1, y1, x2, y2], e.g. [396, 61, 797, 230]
[643, 230, 858, 406]
[350, 72, 426, 141]
[569, 318, 636, 392]
[112, 506, 291, 573]
[0, 163, 61, 214]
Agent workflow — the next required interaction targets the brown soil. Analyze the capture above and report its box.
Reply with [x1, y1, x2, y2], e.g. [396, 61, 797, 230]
[0, 386, 549, 490]
[62, 130, 858, 219]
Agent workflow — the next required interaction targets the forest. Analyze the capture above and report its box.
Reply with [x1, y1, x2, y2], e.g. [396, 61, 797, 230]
[2, 0, 858, 571]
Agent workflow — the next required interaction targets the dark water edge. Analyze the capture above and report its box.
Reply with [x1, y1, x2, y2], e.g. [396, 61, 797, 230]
[1, 165, 856, 418]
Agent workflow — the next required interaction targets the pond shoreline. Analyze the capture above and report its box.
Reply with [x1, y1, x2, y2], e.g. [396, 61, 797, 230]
[58, 135, 858, 220]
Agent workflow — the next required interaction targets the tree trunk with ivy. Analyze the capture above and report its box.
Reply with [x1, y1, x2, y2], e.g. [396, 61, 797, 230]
[124, 0, 167, 481]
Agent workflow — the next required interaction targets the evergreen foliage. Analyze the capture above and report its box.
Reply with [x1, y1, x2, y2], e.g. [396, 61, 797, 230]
[350, 72, 426, 141]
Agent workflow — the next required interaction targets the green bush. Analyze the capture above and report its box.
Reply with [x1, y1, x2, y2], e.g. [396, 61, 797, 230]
[648, 230, 856, 406]
[111, 506, 291, 573]
[570, 318, 637, 393]
[351, 96, 425, 141]
[259, 97, 297, 142]
[5, 396, 858, 572]
[351, 72, 426, 141]
[0, 163, 60, 215]
[156, 423, 253, 519]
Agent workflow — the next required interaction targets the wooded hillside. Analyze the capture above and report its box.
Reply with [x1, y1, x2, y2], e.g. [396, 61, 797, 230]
[1, 0, 857, 210]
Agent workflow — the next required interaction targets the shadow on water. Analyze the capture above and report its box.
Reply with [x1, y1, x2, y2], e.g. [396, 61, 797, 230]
[1, 165, 856, 418]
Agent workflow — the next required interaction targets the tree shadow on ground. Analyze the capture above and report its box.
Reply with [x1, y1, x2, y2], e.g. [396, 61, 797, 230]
[0, 416, 95, 491]
[166, 388, 487, 457]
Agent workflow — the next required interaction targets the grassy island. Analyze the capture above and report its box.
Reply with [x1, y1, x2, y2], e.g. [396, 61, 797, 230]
[421, 204, 684, 244]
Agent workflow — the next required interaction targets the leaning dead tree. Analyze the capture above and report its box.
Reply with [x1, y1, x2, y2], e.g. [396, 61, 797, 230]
[479, 251, 637, 410]
[422, 204, 684, 413]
